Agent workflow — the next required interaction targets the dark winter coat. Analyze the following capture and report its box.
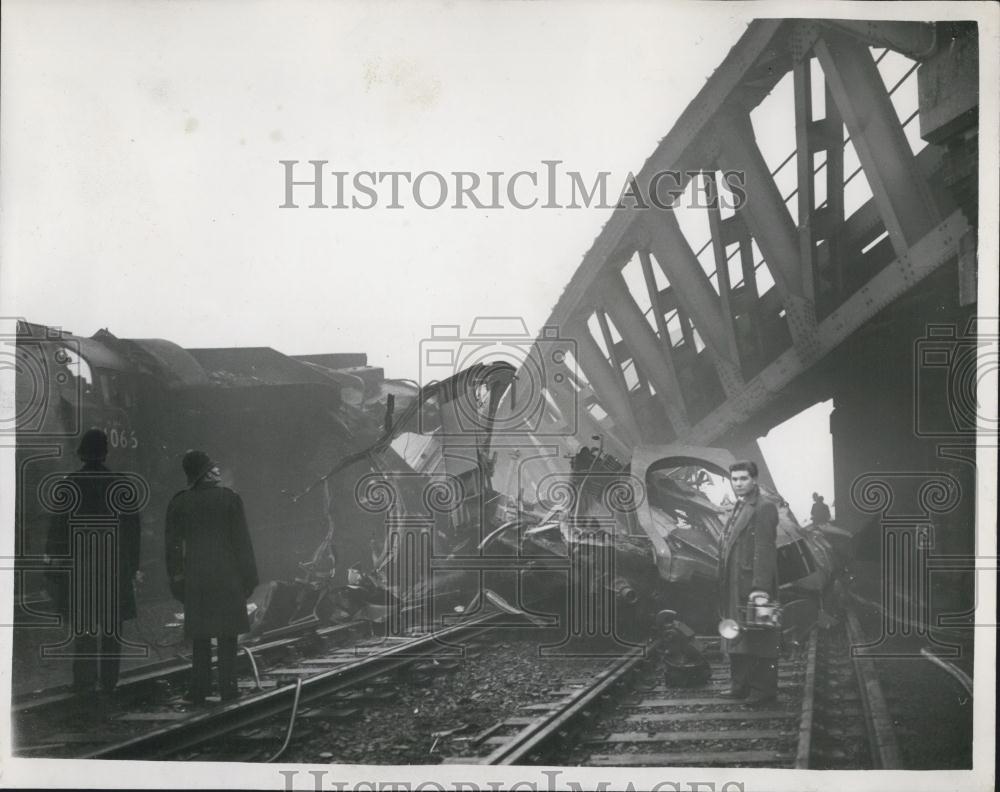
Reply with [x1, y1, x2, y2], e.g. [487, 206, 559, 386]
[810, 501, 831, 525]
[717, 489, 779, 657]
[164, 482, 259, 638]
[44, 463, 142, 623]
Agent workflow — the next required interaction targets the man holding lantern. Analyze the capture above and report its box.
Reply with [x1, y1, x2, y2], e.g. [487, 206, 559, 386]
[717, 460, 780, 705]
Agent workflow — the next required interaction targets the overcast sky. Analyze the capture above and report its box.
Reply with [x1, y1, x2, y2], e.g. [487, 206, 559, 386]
[1, 2, 754, 360]
[1, 1, 862, 515]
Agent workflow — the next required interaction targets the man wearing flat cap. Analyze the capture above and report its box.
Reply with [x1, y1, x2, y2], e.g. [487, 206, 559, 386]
[165, 451, 258, 703]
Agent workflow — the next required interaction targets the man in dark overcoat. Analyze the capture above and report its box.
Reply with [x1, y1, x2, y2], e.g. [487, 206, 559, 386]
[810, 492, 832, 526]
[44, 428, 143, 692]
[165, 450, 258, 703]
[717, 459, 780, 704]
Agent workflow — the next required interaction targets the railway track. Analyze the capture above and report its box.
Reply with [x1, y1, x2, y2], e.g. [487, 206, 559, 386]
[13, 616, 365, 718]
[13, 592, 475, 759]
[15, 602, 911, 768]
[443, 608, 900, 768]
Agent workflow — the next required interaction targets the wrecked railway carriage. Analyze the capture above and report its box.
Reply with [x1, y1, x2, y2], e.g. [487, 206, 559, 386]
[14, 318, 851, 640]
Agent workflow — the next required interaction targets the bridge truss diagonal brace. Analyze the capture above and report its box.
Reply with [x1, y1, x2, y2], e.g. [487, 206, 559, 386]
[714, 112, 805, 299]
[565, 317, 642, 447]
[678, 209, 969, 447]
[815, 31, 941, 260]
[712, 112, 820, 356]
[601, 272, 691, 433]
[640, 208, 745, 398]
[543, 360, 610, 445]
[704, 177, 749, 379]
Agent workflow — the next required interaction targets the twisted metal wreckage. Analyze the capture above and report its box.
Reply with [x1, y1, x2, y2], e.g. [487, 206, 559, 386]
[250, 356, 855, 653]
[14, 316, 851, 653]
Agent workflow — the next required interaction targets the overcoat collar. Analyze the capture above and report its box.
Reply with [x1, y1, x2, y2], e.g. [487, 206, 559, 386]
[721, 487, 761, 564]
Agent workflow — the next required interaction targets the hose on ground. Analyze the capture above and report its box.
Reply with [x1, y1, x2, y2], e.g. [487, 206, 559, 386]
[266, 678, 303, 763]
[243, 646, 263, 691]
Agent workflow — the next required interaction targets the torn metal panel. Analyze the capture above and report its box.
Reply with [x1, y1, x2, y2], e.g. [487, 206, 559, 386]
[632, 445, 737, 481]
[99, 334, 211, 386]
[185, 346, 336, 386]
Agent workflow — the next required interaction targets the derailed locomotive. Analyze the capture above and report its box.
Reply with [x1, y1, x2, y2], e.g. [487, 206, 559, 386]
[11, 318, 422, 613]
[256, 353, 858, 642]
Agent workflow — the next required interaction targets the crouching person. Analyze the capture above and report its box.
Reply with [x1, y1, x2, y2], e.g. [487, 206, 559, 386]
[165, 451, 258, 703]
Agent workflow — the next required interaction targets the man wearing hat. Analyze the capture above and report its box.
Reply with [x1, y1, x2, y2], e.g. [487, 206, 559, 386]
[44, 428, 143, 693]
[165, 450, 258, 703]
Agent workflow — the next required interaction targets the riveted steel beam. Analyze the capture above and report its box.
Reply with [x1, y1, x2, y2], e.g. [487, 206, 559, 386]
[716, 110, 821, 357]
[715, 112, 807, 302]
[679, 209, 967, 445]
[546, 21, 785, 328]
[795, 52, 847, 308]
[567, 318, 642, 445]
[717, 113, 816, 357]
[641, 208, 744, 398]
[540, 355, 609, 443]
[547, 354, 631, 453]
[794, 55, 819, 301]
[815, 32, 941, 260]
[638, 251, 674, 351]
[705, 174, 744, 368]
[824, 20, 937, 60]
[602, 273, 691, 433]
[824, 93, 847, 297]
[594, 310, 631, 394]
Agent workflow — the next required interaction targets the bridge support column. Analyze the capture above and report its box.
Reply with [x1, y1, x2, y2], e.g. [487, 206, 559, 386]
[827, 274, 977, 632]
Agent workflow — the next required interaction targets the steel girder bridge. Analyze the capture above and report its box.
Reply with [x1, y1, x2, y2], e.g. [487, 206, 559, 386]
[492, 18, 979, 501]
[484, 21, 984, 633]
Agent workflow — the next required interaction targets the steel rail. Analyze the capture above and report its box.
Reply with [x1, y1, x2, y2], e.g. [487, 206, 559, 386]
[12, 618, 368, 716]
[919, 648, 973, 697]
[845, 608, 901, 769]
[848, 588, 973, 665]
[793, 628, 820, 768]
[81, 610, 509, 760]
[15, 590, 463, 716]
[481, 645, 647, 765]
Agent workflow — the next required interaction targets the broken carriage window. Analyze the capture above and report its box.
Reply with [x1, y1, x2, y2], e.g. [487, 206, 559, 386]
[650, 465, 731, 532]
